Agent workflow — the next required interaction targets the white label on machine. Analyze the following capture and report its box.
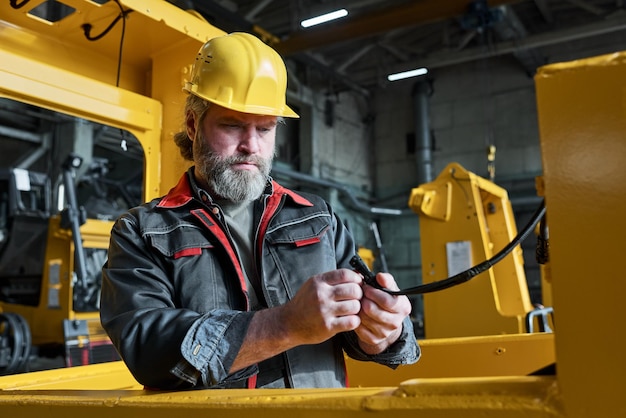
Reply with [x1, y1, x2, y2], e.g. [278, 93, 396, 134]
[48, 288, 60, 309]
[48, 261, 61, 309]
[13, 168, 31, 191]
[446, 241, 472, 276]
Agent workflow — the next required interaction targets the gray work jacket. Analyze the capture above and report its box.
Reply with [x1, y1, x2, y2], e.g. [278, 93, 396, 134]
[100, 169, 419, 389]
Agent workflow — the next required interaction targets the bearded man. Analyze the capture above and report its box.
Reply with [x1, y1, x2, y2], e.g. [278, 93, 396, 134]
[100, 32, 419, 390]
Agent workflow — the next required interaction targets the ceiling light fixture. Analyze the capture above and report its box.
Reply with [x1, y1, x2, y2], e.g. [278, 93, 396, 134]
[301, 9, 348, 28]
[387, 68, 429, 81]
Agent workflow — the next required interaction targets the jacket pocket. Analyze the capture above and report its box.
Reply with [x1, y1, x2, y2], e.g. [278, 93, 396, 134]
[263, 215, 336, 303]
[264, 213, 331, 247]
[145, 225, 214, 258]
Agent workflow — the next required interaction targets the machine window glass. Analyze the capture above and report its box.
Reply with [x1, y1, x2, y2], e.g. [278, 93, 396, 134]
[0, 97, 144, 312]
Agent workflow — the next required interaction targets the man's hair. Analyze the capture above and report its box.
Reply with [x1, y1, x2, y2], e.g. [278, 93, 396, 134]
[173, 94, 211, 161]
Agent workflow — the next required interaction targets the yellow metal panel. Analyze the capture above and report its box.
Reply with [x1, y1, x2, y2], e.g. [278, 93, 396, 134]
[535, 52, 626, 418]
[121, 0, 225, 43]
[150, 40, 207, 194]
[347, 333, 554, 387]
[0, 364, 564, 418]
[79, 219, 115, 249]
[409, 181, 452, 221]
[0, 49, 160, 132]
[410, 163, 533, 338]
[0, 362, 140, 390]
[0, 0, 224, 91]
[0, 3, 146, 92]
[130, 1, 227, 193]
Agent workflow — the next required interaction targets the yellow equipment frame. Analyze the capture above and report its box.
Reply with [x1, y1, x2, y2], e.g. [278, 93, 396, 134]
[0, 0, 221, 362]
[409, 162, 534, 338]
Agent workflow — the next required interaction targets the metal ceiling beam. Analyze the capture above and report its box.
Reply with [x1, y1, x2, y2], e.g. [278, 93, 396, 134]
[493, 5, 544, 75]
[190, 1, 368, 95]
[275, 0, 523, 56]
[353, 13, 626, 85]
[244, 0, 275, 21]
[337, 44, 375, 73]
[295, 52, 371, 97]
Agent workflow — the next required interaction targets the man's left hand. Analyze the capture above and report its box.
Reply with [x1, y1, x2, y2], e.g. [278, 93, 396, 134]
[355, 272, 412, 354]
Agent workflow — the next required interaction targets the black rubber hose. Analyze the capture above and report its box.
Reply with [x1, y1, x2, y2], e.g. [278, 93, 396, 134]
[351, 199, 547, 296]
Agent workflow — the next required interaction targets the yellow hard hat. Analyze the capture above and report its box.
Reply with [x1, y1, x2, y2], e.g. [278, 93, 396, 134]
[184, 32, 299, 118]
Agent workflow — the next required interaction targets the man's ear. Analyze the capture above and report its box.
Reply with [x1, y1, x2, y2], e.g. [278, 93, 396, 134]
[185, 110, 197, 141]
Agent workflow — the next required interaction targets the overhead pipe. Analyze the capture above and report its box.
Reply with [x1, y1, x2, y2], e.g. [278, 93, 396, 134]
[412, 80, 434, 184]
[270, 165, 409, 216]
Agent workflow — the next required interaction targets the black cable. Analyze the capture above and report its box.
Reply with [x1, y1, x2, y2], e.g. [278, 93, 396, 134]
[350, 198, 546, 296]
[536, 212, 549, 264]
[81, 3, 133, 42]
[113, 0, 126, 87]
[80, 0, 130, 147]
[10, 0, 30, 9]
[111, 0, 130, 147]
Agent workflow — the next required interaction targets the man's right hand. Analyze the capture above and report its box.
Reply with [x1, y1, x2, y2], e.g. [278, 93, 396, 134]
[280, 269, 364, 345]
[228, 269, 363, 374]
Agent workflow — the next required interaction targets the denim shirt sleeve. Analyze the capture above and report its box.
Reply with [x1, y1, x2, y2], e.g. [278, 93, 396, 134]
[341, 316, 420, 367]
[174, 309, 258, 387]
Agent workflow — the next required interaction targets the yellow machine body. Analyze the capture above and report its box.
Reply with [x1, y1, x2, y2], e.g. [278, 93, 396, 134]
[1, 217, 112, 346]
[1, 1, 625, 417]
[0, 0, 223, 368]
[408, 162, 534, 338]
[533, 52, 626, 418]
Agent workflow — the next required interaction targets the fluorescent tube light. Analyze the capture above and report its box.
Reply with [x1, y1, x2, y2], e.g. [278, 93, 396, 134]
[387, 68, 429, 81]
[301, 9, 348, 28]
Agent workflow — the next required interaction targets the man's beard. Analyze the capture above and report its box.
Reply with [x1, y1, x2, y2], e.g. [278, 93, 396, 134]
[194, 138, 272, 203]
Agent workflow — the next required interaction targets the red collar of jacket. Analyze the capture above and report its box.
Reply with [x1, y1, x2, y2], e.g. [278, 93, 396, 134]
[157, 170, 314, 209]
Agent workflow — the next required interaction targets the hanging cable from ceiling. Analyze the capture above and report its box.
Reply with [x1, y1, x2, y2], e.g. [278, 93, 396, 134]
[80, 0, 132, 151]
[460, 0, 504, 182]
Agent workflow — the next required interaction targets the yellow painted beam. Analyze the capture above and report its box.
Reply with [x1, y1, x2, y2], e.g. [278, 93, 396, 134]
[0, 363, 563, 418]
[347, 333, 554, 387]
[535, 51, 626, 418]
[0, 362, 141, 391]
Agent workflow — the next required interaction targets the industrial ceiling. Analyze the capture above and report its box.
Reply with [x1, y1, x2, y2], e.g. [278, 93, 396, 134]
[179, 0, 626, 95]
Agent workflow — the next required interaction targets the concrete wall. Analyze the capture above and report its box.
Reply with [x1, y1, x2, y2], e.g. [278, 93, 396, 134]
[311, 92, 374, 192]
[428, 58, 542, 179]
[277, 87, 377, 249]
